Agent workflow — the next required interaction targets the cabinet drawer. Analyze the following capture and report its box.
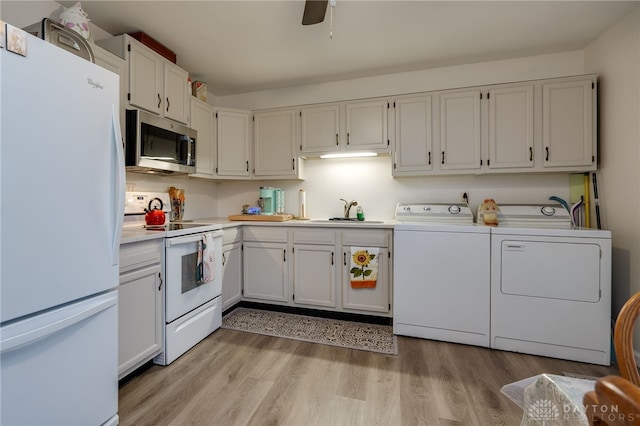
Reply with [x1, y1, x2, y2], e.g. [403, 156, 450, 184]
[293, 229, 336, 245]
[223, 227, 242, 244]
[119, 240, 162, 274]
[341, 230, 390, 247]
[243, 226, 288, 243]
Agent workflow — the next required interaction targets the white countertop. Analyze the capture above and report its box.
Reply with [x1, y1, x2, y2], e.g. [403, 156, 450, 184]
[120, 217, 396, 245]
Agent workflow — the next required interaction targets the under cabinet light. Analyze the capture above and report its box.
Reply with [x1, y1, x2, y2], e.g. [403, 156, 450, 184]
[319, 152, 378, 159]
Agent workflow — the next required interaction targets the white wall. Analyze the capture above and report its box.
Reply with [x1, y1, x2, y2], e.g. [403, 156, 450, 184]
[124, 173, 218, 221]
[584, 7, 640, 349]
[216, 51, 584, 110]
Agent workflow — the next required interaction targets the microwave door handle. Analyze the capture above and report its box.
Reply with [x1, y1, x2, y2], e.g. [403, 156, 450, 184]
[188, 136, 195, 166]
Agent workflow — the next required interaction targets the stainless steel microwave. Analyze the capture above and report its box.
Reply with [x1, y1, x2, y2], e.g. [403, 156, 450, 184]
[125, 109, 196, 174]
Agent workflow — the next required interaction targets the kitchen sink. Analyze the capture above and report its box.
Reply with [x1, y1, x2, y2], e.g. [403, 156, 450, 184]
[310, 218, 385, 224]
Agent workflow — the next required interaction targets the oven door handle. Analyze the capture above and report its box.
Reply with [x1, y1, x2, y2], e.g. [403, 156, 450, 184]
[165, 230, 223, 247]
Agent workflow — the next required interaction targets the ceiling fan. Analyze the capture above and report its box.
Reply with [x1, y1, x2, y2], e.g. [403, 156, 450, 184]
[302, 0, 330, 25]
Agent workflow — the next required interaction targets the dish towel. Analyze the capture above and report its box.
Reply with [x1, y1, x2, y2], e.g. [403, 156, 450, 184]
[196, 233, 215, 284]
[349, 247, 379, 288]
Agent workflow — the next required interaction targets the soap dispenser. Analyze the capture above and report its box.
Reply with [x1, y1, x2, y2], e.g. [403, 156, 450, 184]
[356, 205, 365, 221]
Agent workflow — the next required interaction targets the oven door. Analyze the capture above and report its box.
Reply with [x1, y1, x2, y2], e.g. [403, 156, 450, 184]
[164, 231, 223, 323]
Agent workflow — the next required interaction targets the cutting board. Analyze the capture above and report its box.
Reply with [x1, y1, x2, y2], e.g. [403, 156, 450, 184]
[228, 214, 294, 222]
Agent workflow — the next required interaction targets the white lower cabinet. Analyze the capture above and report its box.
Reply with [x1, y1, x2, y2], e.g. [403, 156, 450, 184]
[243, 227, 289, 303]
[118, 239, 163, 379]
[341, 230, 391, 314]
[241, 226, 392, 317]
[292, 229, 337, 308]
[221, 228, 243, 310]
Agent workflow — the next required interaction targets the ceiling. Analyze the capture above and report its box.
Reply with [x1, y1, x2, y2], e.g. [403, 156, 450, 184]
[55, 1, 638, 96]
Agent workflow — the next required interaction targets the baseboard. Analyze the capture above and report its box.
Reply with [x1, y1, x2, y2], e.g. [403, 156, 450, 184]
[228, 301, 393, 326]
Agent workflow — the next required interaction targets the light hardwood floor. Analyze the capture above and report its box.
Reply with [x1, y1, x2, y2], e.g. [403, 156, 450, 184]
[119, 329, 618, 425]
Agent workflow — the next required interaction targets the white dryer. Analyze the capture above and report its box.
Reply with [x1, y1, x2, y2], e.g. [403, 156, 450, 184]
[489, 204, 612, 365]
[393, 203, 492, 347]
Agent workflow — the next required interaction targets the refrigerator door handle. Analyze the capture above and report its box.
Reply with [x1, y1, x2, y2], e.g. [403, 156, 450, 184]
[0, 291, 117, 354]
[111, 106, 125, 266]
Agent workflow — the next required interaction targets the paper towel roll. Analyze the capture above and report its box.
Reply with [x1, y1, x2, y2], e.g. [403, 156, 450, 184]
[299, 189, 307, 218]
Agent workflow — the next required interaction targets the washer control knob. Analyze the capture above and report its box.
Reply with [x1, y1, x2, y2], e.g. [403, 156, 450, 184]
[449, 205, 461, 214]
[541, 206, 556, 216]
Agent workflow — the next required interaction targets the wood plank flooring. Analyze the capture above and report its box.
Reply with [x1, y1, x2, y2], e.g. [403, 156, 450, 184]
[118, 329, 618, 426]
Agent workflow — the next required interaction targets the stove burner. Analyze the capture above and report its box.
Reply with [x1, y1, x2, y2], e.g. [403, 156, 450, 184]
[145, 223, 205, 231]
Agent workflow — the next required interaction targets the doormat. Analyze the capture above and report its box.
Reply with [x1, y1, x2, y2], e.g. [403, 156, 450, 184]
[222, 307, 398, 355]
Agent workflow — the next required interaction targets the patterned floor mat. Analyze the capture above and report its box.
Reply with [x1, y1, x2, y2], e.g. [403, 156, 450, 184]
[222, 307, 398, 355]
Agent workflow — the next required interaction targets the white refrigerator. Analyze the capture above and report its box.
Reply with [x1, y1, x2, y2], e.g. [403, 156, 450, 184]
[1, 28, 124, 425]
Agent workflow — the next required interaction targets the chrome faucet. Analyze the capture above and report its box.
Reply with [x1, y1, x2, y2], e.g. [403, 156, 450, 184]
[340, 199, 358, 219]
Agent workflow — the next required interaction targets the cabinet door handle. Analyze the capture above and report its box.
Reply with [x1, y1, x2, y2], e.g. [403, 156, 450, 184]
[428, 151, 431, 165]
[343, 252, 347, 266]
[222, 252, 226, 266]
[157, 93, 161, 109]
[347, 132, 350, 145]
[292, 158, 295, 170]
[246, 161, 249, 172]
[545, 147, 550, 161]
[166, 97, 170, 112]
[158, 272, 163, 291]
[441, 151, 445, 165]
[336, 133, 339, 146]
[283, 249, 286, 262]
[331, 251, 334, 266]
[529, 147, 533, 162]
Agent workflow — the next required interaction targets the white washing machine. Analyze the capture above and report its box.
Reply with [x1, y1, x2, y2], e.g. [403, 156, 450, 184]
[393, 203, 492, 347]
[489, 204, 612, 365]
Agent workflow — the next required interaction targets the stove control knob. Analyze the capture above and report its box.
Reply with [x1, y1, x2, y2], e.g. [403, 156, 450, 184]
[423, 206, 431, 212]
[403, 206, 411, 212]
[541, 206, 556, 216]
[449, 205, 461, 214]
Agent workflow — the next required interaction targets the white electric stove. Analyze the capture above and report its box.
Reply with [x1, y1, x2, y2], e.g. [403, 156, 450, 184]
[123, 192, 224, 365]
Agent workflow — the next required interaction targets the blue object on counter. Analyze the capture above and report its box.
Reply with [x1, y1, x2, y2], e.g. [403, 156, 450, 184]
[247, 207, 261, 215]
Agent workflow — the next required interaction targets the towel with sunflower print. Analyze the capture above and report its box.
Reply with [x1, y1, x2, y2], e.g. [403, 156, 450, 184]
[350, 247, 380, 288]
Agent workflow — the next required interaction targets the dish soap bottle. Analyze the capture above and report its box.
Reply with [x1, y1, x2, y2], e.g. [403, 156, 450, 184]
[356, 205, 365, 221]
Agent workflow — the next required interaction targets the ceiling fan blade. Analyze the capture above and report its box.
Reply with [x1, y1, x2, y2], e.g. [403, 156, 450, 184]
[302, 0, 329, 25]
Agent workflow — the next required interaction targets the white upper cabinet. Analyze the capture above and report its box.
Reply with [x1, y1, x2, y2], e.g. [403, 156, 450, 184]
[216, 108, 251, 178]
[97, 35, 189, 124]
[542, 78, 595, 169]
[439, 89, 482, 171]
[345, 99, 390, 151]
[189, 97, 216, 178]
[163, 62, 189, 124]
[299, 99, 390, 156]
[393, 94, 433, 174]
[300, 103, 341, 154]
[253, 108, 303, 179]
[391, 75, 596, 177]
[487, 84, 534, 170]
[128, 39, 163, 115]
